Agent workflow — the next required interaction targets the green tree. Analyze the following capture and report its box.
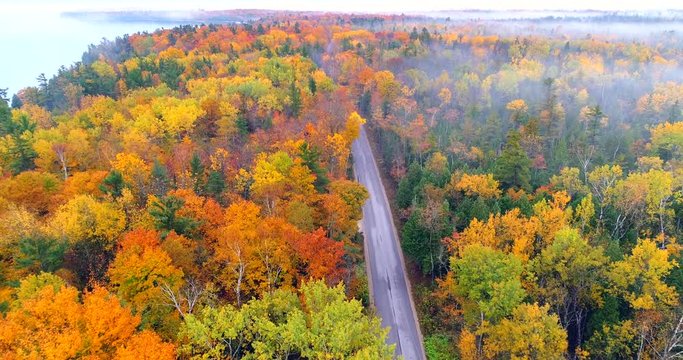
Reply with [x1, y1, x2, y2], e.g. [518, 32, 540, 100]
[1, 113, 37, 174]
[585, 320, 638, 360]
[531, 228, 608, 346]
[99, 169, 125, 198]
[149, 196, 198, 238]
[402, 210, 432, 273]
[15, 236, 67, 273]
[396, 161, 423, 208]
[206, 170, 226, 200]
[585, 105, 604, 146]
[424, 334, 454, 360]
[150, 160, 169, 197]
[410, 27, 419, 40]
[11, 94, 23, 109]
[495, 130, 531, 191]
[419, 27, 432, 44]
[159, 58, 184, 90]
[179, 280, 393, 359]
[0, 90, 10, 123]
[299, 142, 329, 192]
[451, 244, 526, 321]
[189, 153, 205, 194]
[308, 76, 317, 95]
[289, 82, 302, 118]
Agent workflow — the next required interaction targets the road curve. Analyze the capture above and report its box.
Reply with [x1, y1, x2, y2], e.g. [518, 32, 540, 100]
[352, 126, 426, 360]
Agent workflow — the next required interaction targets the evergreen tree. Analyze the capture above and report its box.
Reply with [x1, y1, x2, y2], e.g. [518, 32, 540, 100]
[11, 94, 22, 109]
[358, 90, 372, 118]
[495, 130, 532, 191]
[5, 114, 37, 174]
[189, 153, 205, 194]
[99, 170, 125, 198]
[0, 91, 11, 131]
[16, 236, 67, 273]
[235, 116, 250, 136]
[401, 210, 435, 274]
[419, 27, 432, 44]
[289, 82, 302, 118]
[206, 170, 226, 200]
[150, 160, 170, 196]
[410, 27, 419, 40]
[149, 195, 198, 238]
[308, 77, 317, 95]
[158, 58, 184, 90]
[396, 162, 423, 208]
[299, 142, 329, 192]
[482, 112, 503, 153]
[585, 105, 604, 146]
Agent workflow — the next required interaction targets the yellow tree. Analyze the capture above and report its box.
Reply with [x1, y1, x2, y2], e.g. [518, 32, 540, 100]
[325, 132, 350, 177]
[130, 96, 204, 139]
[250, 152, 287, 214]
[506, 99, 528, 126]
[253, 217, 298, 294]
[530, 228, 608, 345]
[483, 303, 567, 359]
[325, 112, 365, 177]
[33, 127, 92, 180]
[497, 208, 539, 261]
[609, 239, 678, 311]
[328, 179, 369, 221]
[636, 82, 683, 120]
[608, 239, 679, 359]
[448, 208, 538, 261]
[650, 121, 683, 160]
[549, 167, 589, 198]
[111, 152, 150, 197]
[610, 170, 675, 238]
[454, 173, 502, 199]
[342, 111, 365, 144]
[49, 194, 126, 247]
[283, 158, 317, 202]
[532, 191, 571, 248]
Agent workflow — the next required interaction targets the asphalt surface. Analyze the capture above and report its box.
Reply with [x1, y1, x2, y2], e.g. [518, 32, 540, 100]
[352, 126, 426, 360]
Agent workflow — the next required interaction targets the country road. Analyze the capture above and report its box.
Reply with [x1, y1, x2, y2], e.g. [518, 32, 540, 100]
[352, 126, 426, 360]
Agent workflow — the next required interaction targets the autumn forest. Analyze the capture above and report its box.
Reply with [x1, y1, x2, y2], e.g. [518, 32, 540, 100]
[0, 9, 682, 360]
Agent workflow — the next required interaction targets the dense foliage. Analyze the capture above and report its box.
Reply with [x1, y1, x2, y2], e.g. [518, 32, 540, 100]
[1, 11, 683, 359]
[359, 15, 683, 360]
[0, 15, 390, 359]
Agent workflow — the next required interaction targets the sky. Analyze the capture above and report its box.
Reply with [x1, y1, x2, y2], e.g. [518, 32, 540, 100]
[3, 0, 683, 13]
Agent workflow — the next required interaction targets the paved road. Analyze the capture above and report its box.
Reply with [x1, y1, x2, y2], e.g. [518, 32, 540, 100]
[352, 126, 426, 360]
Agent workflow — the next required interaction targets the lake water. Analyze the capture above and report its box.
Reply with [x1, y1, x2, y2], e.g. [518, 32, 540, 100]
[0, 11, 177, 97]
